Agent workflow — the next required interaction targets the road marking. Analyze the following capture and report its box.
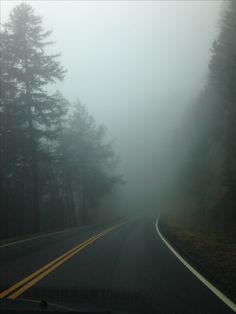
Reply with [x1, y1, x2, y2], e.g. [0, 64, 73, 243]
[0, 224, 122, 299]
[0, 228, 76, 248]
[155, 217, 236, 313]
[8, 235, 104, 299]
[0, 230, 106, 299]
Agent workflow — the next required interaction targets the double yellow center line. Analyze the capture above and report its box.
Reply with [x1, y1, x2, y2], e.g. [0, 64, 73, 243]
[0, 223, 122, 300]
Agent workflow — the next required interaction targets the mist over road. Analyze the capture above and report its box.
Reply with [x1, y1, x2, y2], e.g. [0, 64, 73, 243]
[0, 219, 233, 313]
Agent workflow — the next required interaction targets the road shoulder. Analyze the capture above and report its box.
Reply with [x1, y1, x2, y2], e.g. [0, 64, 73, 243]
[156, 216, 236, 313]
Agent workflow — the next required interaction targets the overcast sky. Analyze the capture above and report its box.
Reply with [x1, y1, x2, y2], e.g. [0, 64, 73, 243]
[1, 0, 223, 213]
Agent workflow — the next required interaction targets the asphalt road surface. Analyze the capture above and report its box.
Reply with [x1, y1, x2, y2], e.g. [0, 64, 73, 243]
[0, 218, 234, 313]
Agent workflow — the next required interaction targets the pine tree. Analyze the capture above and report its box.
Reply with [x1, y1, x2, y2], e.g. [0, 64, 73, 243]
[209, 0, 236, 190]
[209, 1, 236, 120]
[2, 3, 66, 231]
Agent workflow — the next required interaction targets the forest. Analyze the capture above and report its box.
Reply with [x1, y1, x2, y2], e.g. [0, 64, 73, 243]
[159, 1, 236, 298]
[0, 3, 122, 239]
[1, 1, 236, 244]
[165, 0, 236, 232]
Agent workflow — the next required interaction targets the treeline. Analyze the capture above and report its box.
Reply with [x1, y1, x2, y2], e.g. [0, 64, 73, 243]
[0, 4, 122, 239]
[167, 0, 236, 230]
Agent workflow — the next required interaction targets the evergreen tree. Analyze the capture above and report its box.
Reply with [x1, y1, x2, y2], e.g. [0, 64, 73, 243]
[1, 3, 66, 232]
[0, 3, 122, 237]
[209, 0, 236, 189]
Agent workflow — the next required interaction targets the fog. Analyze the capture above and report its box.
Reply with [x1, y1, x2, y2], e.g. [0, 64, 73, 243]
[2, 0, 223, 217]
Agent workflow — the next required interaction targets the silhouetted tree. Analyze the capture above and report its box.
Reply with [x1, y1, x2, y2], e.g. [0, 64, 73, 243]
[1, 3, 66, 232]
[0, 4, 122, 238]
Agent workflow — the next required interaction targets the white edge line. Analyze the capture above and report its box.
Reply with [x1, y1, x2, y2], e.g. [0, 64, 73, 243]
[155, 217, 236, 313]
[0, 228, 75, 249]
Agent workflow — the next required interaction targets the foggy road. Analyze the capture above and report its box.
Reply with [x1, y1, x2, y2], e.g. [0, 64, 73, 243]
[0, 219, 234, 313]
[1, 1, 236, 312]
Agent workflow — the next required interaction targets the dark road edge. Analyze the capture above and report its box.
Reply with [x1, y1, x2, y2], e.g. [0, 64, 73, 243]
[155, 217, 236, 313]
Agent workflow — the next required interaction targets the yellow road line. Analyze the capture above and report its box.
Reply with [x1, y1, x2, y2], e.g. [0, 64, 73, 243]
[0, 224, 122, 299]
[8, 233, 105, 299]
[0, 230, 105, 299]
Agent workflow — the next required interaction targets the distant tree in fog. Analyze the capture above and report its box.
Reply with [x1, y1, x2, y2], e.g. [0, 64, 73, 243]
[59, 101, 123, 224]
[208, 0, 236, 199]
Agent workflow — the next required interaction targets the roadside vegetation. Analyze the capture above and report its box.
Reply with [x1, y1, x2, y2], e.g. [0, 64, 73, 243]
[160, 0, 236, 300]
[159, 212, 236, 301]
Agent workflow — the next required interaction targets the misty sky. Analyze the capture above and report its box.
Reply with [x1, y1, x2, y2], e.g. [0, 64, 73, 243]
[1, 1, 223, 213]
